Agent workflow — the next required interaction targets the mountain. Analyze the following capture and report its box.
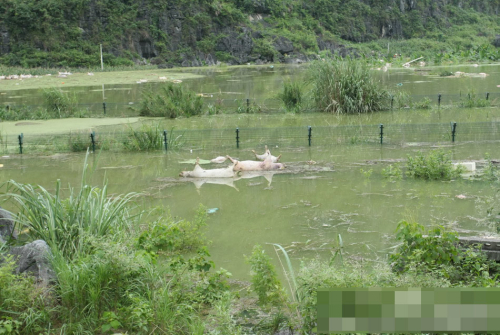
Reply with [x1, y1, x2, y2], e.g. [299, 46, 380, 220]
[0, 0, 498, 68]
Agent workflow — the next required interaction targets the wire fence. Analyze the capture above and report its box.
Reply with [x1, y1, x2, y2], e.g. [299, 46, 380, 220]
[3, 120, 500, 154]
[1, 91, 499, 117]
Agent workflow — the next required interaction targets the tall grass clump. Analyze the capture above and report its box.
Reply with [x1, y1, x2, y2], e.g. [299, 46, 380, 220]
[137, 83, 203, 118]
[4, 152, 137, 258]
[42, 88, 77, 118]
[123, 122, 163, 151]
[278, 81, 303, 112]
[308, 57, 390, 114]
[246, 245, 287, 307]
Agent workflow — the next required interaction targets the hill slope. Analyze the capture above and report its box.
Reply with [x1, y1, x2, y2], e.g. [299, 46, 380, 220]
[0, 0, 499, 68]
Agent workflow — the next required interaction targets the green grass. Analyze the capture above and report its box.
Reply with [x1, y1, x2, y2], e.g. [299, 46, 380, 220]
[4, 152, 138, 258]
[308, 58, 390, 114]
[278, 81, 303, 112]
[137, 83, 204, 118]
[123, 122, 164, 151]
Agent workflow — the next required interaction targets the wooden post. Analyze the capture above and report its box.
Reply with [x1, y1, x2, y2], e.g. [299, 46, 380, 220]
[100, 44, 104, 70]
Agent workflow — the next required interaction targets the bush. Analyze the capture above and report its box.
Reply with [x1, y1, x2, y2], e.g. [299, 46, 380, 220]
[137, 83, 204, 118]
[308, 57, 390, 114]
[135, 205, 209, 256]
[389, 221, 500, 286]
[381, 163, 403, 180]
[406, 149, 465, 180]
[246, 245, 287, 307]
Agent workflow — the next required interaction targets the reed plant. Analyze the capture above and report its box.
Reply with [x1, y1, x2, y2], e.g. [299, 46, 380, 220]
[308, 57, 390, 114]
[137, 83, 203, 118]
[123, 122, 164, 151]
[43, 88, 77, 118]
[278, 81, 303, 112]
[4, 151, 138, 259]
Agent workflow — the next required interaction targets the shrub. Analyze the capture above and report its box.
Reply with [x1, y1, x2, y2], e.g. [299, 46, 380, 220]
[414, 97, 432, 109]
[389, 221, 500, 286]
[137, 83, 204, 118]
[278, 81, 303, 112]
[480, 153, 500, 181]
[381, 163, 403, 180]
[0, 256, 50, 334]
[406, 149, 465, 180]
[308, 57, 390, 114]
[246, 245, 287, 307]
[135, 205, 209, 256]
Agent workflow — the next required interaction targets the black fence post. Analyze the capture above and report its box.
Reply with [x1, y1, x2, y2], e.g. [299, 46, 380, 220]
[90, 131, 96, 152]
[379, 124, 384, 144]
[6, 105, 10, 113]
[246, 99, 250, 113]
[18, 133, 23, 154]
[451, 122, 457, 142]
[308, 126, 312, 146]
[486, 93, 490, 101]
[103, 102, 107, 115]
[236, 127, 240, 148]
[390, 96, 394, 110]
[438, 94, 441, 108]
[163, 130, 168, 151]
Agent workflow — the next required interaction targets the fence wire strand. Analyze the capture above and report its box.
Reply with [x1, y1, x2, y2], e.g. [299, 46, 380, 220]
[3, 120, 500, 154]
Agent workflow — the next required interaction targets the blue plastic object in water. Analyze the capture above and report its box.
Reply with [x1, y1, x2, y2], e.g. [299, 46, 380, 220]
[207, 208, 219, 214]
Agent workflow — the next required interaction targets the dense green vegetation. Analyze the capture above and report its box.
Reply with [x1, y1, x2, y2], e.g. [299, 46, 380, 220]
[0, 0, 498, 68]
[137, 83, 204, 118]
[308, 58, 390, 114]
[0, 156, 237, 334]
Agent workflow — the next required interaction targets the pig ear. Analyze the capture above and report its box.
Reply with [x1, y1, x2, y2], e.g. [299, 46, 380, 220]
[265, 145, 268, 151]
[226, 155, 237, 164]
[276, 154, 282, 161]
[196, 157, 200, 165]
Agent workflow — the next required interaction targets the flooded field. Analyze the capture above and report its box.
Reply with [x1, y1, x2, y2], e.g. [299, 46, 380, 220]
[1, 141, 498, 279]
[1, 63, 499, 115]
[1, 63, 499, 280]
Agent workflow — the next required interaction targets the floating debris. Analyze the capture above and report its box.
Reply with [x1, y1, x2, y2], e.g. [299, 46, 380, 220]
[455, 194, 467, 199]
[179, 159, 211, 165]
[207, 208, 219, 214]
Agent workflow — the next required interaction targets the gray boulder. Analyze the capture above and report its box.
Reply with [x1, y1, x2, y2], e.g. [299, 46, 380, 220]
[7, 240, 56, 286]
[273, 36, 294, 54]
[0, 206, 17, 242]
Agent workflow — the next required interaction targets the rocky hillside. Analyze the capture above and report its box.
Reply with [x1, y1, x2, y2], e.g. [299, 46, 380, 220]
[0, 0, 499, 68]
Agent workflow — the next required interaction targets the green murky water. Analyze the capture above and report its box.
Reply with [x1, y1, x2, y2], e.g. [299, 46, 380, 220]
[1, 142, 498, 279]
[1, 63, 499, 114]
